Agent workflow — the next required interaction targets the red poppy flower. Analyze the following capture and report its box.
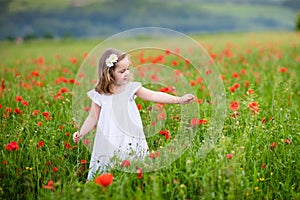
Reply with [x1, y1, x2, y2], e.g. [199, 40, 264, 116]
[190, 118, 198, 127]
[71, 57, 78, 64]
[21, 101, 28, 106]
[198, 119, 208, 125]
[59, 87, 68, 93]
[247, 89, 255, 95]
[37, 121, 42, 126]
[149, 151, 160, 159]
[52, 166, 58, 172]
[94, 173, 114, 187]
[157, 113, 166, 120]
[223, 49, 232, 58]
[226, 154, 232, 159]
[280, 67, 287, 73]
[36, 57, 44, 65]
[159, 130, 170, 140]
[42, 111, 50, 117]
[248, 102, 260, 113]
[32, 110, 39, 116]
[241, 69, 246, 75]
[15, 96, 23, 102]
[190, 118, 207, 127]
[136, 104, 142, 111]
[152, 55, 164, 63]
[14, 108, 22, 114]
[229, 101, 239, 111]
[149, 153, 155, 159]
[229, 83, 239, 93]
[270, 142, 277, 150]
[232, 72, 239, 78]
[37, 140, 44, 148]
[190, 80, 196, 86]
[150, 74, 159, 82]
[174, 70, 181, 76]
[285, 139, 291, 144]
[83, 139, 90, 146]
[205, 69, 212, 75]
[6, 141, 19, 151]
[245, 80, 250, 88]
[1, 80, 5, 89]
[159, 86, 175, 93]
[171, 60, 178, 66]
[42, 111, 50, 120]
[261, 163, 267, 169]
[31, 71, 39, 77]
[220, 75, 225, 81]
[80, 159, 87, 164]
[165, 49, 171, 54]
[230, 86, 236, 93]
[136, 168, 143, 179]
[120, 160, 131, 167]
[233, 83, 240, 89]
[64, 143, 71, 149]
[43, 180, 54, 190]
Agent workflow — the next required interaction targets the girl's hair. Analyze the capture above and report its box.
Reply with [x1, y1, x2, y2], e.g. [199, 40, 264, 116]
[95, 48, 127, 94]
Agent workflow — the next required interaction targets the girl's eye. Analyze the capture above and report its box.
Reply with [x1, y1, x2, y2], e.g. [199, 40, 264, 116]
[121, 68, 129, 73]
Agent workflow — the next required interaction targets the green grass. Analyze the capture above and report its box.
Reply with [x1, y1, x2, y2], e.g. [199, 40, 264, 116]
[0, 31, 300, 199]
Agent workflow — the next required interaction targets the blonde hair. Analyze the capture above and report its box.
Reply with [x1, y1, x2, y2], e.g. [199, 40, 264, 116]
[95, 48, 127, 94]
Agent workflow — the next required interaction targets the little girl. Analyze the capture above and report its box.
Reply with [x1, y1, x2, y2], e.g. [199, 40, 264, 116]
[73, 48, 195, 180]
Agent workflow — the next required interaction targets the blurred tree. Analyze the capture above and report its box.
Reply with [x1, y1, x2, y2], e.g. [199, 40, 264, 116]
[43, 32, 54, 39]
[0, 0, 10, 14]
[296, 10, 300, 31]
[5, 35, 15, 42]
[24, 33, 37, 41]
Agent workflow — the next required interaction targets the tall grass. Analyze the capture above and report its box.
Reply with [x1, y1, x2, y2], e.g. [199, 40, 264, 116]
[0, 32, 299, 199]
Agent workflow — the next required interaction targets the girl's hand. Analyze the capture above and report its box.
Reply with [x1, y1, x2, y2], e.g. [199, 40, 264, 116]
[179, 94, 196, 104]
[73, 131, 80, 144]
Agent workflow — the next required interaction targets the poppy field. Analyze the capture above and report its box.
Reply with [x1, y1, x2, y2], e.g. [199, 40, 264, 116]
[0, 32, 300, 199]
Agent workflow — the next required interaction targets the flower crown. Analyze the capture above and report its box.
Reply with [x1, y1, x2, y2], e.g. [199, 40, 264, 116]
[105, 54, 118, 68]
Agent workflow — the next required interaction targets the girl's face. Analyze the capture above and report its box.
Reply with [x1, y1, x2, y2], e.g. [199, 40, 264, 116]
[113, 56, 130, 86]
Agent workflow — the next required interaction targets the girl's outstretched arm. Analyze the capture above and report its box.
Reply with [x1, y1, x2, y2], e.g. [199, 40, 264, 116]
[135, 86, 196, 104]
[73, 102, 101, 143]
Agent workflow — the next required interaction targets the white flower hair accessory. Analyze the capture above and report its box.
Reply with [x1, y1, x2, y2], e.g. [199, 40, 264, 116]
[105, 54, 118, 68]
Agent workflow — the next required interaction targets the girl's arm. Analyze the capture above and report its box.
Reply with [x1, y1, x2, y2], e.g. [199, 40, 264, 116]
[135, 86, 196, 104]
[73, 101, 101, 143]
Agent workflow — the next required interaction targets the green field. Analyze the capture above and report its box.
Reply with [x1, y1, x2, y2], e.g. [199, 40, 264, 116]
[0, 31, 299, 199]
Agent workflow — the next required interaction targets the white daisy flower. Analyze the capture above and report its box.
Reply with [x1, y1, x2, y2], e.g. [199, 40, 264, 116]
[105, 54, 118, 67]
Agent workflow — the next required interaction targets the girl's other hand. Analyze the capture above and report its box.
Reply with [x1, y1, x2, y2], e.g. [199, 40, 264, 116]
[179, 94, 196, 104]
[73, 131, 80, 144]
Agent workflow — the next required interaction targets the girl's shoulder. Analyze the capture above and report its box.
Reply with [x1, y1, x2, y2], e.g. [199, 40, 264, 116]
[127, 81, 141, 88]
[126, 82, 142, 97]
[127, 81, 142, 91]
[87, 89, 104, 106]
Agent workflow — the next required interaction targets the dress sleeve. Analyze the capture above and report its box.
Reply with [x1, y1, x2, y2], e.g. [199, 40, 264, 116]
[87, 89, 102, 106]
[129, 82, 142, 100]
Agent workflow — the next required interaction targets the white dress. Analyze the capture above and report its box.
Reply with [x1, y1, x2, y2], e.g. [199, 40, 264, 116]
[86, 82, 149, 180]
